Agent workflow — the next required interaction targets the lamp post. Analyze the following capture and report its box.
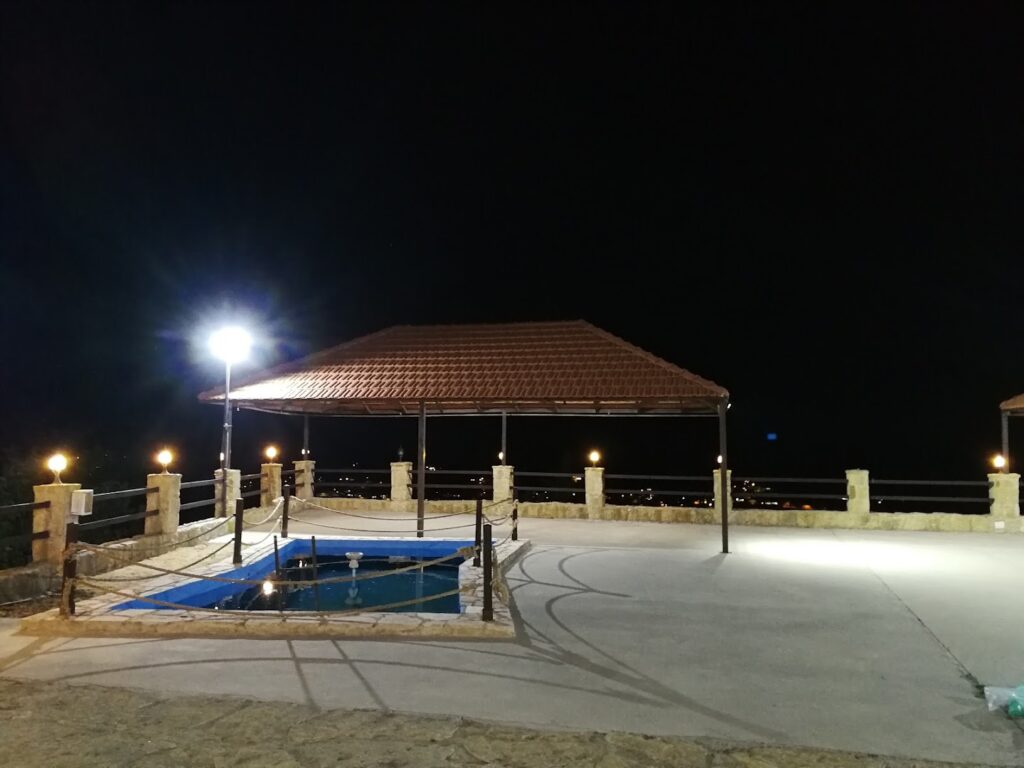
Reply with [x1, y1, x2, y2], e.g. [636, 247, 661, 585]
[209, 326, 252, 475]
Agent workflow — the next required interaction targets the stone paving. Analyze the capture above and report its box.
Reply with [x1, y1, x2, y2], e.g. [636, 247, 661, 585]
[0, 677, 999, 768]
[19, 527, 528, 640]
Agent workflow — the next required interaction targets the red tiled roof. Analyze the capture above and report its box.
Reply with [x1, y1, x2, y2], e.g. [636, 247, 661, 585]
[198, 321, 728, 415]
[1002, 393, 1024, 413]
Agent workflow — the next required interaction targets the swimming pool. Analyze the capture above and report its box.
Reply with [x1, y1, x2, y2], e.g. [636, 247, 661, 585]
[115, 538, 474, 614]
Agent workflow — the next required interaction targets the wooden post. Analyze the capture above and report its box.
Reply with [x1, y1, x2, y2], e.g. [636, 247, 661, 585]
[473, 497, 483, 567]
[232, 498, 243, 565]
[282, 484, 290, 539]
[60, 519, 78, 618]
[310, 535, 321, 612]
[482, 523, 493, 621]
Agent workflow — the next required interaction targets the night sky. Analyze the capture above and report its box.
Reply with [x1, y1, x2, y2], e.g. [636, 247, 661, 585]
[1, 2, 1022, 486]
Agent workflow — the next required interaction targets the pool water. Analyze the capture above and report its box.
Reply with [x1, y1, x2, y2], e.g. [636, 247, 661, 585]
[114, 538, 474, 615]
[205, 556, 462, 613]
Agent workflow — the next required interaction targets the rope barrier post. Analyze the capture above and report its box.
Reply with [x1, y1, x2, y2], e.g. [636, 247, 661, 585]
[232, 498, 244, 565]
[282, 485, 290, 539]
[310, 535, 321, 612]
[60, 519, 78, 618]
[482, 522, 493, 622]
[473, 498, 483, 567]
[511, 490, 519, 542]
[273, 535, 281, 577]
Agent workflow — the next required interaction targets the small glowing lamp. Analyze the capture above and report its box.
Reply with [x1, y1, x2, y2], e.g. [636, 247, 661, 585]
[46, 453, 68, 484]
[717, 454, 723, 465]
[208, 326, 252, 365]
[265, 445, 279, 461]
[262, 580, 274, 596]
[588, 450, 601, 466]
[992, 454, 1007, 470]
[497, 451, 504, 462]
[156, 449, 173, 473]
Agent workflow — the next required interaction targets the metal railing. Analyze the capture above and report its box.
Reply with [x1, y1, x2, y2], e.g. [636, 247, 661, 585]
[314, 468, 390, 500]
[513, 471, 584, 502]
[78, 486, 159, 544]
[869, 478, 991, 512]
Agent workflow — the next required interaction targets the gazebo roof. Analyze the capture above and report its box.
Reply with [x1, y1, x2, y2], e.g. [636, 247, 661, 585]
[1001, 393, 1024, 414]
[198, 320, 728, 416]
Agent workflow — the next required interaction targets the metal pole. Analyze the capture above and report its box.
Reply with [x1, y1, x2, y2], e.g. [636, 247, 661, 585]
[224, 362, 233, 470]
[417, 402, 426, 538]
[303, 415, 310, 458]
[511, 488, 519, 541]
[232, 498, 243, 564]
[273, 536, 281, 577]
[1001, 411, 1010, 472]
[482, 522, 493, 621]
[718, 398, 730, 554]
[501, 411, 507, 465]
[473, 497, 483, 566]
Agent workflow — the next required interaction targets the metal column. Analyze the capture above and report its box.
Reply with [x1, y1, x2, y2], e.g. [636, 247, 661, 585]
[718, 398, 730, 554]
[417, 402, 426, 538]
[222, 362, 232, 470]
[1001, 411, 1010, 472]
[500, 411, 507, 465]
[302, 415, 310, 457]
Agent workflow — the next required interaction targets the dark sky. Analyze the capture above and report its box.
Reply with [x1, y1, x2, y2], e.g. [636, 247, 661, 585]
[1, 2, 1022, 484]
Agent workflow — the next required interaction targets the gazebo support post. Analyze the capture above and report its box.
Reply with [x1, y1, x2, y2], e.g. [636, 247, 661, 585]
[500, 411, 507, 465]
[1001, 411, 1010, 473]
[417, 402, 426, 538]
[303, 415, 310, 458]
[718, 398, 730, 554]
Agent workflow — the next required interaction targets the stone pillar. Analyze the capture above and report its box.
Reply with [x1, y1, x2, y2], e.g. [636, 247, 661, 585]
[294, 459, 315, 500]
[145, 473, 181, 535]
[585, 466, 604, 517]
[390, 461, 412, 501]
[713, 469, 732, 520]
[492, 465, 514, 503]
[989, 472, 1020, 519]
[846, 469, 870, 516]
[32, 482, 81, 564]
[261, 463, 282, 507]
[214, 468, 241, 517]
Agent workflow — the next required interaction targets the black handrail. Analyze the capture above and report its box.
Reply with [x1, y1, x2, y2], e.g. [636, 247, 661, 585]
[179, 498, 217, 511]
[78, 509, 158, 531]
[93, 487, 158, 502]
[315, 468, 391, 474]
[732, 477, 846, 485]
[871, 479, 990, 487]
[181, 479, 217, 489]
[0, 500, 50, 515]
[605, 488, 714, 498]
[605, 473, 710, 482]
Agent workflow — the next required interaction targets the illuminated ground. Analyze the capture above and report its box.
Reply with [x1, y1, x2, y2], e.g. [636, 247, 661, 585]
[2, 516, 1022, 765]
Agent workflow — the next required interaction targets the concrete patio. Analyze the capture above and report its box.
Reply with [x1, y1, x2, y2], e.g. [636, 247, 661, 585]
[2, 515, 1023, 765]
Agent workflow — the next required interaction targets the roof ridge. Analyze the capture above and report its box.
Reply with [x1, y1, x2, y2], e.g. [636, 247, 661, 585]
[578, 321, 728, 398]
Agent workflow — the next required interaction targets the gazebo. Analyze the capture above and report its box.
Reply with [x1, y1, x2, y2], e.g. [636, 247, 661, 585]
[1000, 393, 1024, 470]
[198, 321, 734, 551]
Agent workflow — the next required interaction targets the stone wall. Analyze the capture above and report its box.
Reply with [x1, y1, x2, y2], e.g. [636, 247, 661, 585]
[306, 495, 1024, 533]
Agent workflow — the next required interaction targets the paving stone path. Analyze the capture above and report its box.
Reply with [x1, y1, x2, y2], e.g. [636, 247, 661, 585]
[0, 678, 999, 768]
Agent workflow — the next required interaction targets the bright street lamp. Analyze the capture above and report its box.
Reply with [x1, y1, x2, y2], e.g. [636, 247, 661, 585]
[588, 449, 601, 466]
[209, 326, 252, 475]
[992, 454, 1007, 471]
[47, 453, 68, 484]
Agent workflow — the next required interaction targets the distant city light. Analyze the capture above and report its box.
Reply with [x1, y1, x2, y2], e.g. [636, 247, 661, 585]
[588, 450, 601, 466]
[46, 453, 68, 484]
[992, 454, 1007, 470]
[208, 326, 252, 365]
[265, 445, 279, 461]
[156, 449, 173, 471]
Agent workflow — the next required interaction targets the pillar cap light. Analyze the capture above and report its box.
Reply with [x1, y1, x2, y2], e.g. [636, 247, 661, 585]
[46, 453, 68, 484]
[992, 454, 1007, 470]
[265, 445, 279, 461]
[156, 448, 173, 472]
[588, 450, 601, 465]
[209, 326, 252, 365]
